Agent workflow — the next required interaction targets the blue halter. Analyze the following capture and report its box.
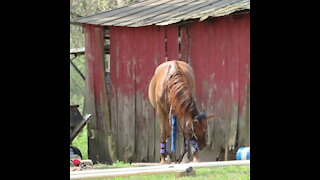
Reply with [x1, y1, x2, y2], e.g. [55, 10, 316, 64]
[194, 112, 207, 120]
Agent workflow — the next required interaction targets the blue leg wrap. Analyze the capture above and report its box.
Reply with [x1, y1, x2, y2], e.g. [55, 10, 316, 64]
[160, 142, 166, 154]
[171, 115, 177, 152]
[191, 139, 198, 151]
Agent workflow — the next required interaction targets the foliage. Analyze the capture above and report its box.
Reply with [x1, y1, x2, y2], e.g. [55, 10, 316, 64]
[71, 125, 89, 159]
[70, 0, 117, 19]
[70, 55, 85, 112]
[95, 160, 136, 169]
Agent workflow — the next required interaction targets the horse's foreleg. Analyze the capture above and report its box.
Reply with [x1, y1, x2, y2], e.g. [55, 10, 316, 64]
[179, 137, 190, 163]
[180, 138, 200, 163]
[190, 139, 200, 163]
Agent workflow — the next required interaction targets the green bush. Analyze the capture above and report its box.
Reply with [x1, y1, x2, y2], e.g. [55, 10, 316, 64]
[71, 125, 88, 159]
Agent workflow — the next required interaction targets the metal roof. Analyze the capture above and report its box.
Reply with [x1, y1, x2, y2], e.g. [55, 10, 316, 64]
[73, 0, 250, 27]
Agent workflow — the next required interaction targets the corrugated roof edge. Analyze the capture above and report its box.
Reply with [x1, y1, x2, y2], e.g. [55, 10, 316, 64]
[71, 0, 250, 26]
[153, 0, 249, 26]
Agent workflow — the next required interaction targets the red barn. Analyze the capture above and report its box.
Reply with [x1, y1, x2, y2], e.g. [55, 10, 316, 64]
[74, 0, 250, 164]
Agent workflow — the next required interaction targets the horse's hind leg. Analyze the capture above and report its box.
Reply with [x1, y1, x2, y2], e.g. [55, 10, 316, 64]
[164, 120, 172, 164]
[157, 106, 171, 164]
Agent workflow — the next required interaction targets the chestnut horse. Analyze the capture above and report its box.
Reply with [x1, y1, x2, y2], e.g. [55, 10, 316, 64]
[148, 60, 215, 164]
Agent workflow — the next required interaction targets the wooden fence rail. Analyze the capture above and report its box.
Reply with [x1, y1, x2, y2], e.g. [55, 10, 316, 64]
[70, 160, 250, 179]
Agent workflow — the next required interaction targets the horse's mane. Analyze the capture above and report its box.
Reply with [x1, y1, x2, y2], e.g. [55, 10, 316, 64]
[167, 62, 198, 119]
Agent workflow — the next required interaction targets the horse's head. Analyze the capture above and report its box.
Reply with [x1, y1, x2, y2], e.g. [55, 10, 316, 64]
[191, 112, 215, 150]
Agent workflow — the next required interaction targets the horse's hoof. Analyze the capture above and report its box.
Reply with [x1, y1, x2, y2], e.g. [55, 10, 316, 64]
[180, 153, 189, 164]
[192, 158, 199, 163]
[160, 159, 167, 164]
[180, 159, 190, 164]
[165, 154, 171, 164]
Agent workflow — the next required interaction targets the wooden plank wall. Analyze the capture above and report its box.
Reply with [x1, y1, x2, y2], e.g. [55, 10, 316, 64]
[107, 13, 250, 162]
[188, 14, 250, 160]
[110, 26, 167, 162]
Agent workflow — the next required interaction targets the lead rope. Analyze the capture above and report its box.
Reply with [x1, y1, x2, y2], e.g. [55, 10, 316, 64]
[168, 104, 172, 124]
[191, 121, 198, 140]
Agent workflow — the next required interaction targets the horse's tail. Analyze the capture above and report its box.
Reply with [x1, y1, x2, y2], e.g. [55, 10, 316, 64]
[167, 61, 195, 119]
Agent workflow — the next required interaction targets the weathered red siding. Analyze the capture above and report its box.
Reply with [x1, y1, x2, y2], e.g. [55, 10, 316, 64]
[109, 26, 169, 162]
[84, 24, 115, 164]
[189, 14, 250, 159]
[85, 13, 250, 162]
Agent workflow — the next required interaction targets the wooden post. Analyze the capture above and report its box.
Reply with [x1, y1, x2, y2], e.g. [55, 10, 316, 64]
[84, 24, 116, 164]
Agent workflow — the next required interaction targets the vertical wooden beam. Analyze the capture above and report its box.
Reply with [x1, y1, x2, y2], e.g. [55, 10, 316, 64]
[180, 26, 190, 63]
[237, 14, 250, 147]
[84, 24, 115, 164]
[156, 26, 167, 162]
[226, 15, 241, 151]
[109, 26, 136, 163]
[134, 26, 150, 162]
[166, 25, 179, 61]
[146, 26, 155, 162]
[109, 25, 119, 160]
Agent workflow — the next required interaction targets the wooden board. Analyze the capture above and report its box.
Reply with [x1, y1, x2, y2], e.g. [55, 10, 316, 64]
[180, 26, 190, 63]
[237, 14, 250, 147]
[166, 25, 179, 61]
[134, 26, 150, 162]
[111, 27, 136, 162]
[70, 160, 250, 179]
[84, 24, 115, 164]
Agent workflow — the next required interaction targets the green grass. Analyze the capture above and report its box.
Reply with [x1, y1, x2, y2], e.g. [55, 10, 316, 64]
[89, 165, 250, 180]
[95, 160, 137, 169]
[71, 125, 88, 159]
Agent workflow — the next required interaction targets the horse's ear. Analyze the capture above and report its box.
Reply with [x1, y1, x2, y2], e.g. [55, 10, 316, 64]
[206, 114, 216, 120]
